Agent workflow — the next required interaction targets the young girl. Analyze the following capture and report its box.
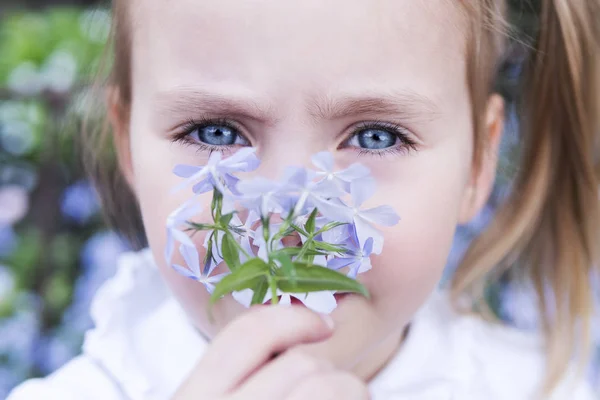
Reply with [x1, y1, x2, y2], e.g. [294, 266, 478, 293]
[8, 0, 600, 399]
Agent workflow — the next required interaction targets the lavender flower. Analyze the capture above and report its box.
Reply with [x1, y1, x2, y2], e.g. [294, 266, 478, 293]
[281, 166, 345, 216]
[229, 211, 259, 263]
[172, 244, 227, 293]
[233, 288, 337, 314]
[173, 148, 259, 195]
[165, 148, 399, 315]
[328, 231, 374, 279]
[164, 198, 202, 265]
[312, 151, 370, 192]
[0, 185, 28, 226]
[315, 177, 399, 254]
[237, 177, 287, 217]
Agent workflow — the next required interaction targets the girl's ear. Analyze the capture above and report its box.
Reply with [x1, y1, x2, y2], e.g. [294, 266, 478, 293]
[106, 87, 135, 189]
[458, 93, 505, 223]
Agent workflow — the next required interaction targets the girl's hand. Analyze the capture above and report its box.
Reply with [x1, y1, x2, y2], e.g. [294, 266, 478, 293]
[171, 306, 369, 400]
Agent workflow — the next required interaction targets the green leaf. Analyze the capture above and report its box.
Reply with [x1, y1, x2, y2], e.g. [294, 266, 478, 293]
[314, 242, 347, 254]
[276, 263, 369, 298]
[305, 208, 318, 234]
[220, 212, 235, 227]
[210, 258, 269, 304]
[316, 222, 348, 235]
[221, 234, 241, 271]
[290, 223, 308, 237]
[272, 247, 327, 258]
[273, 253, 297, 285]
[251, 278, 269, 305]
[187, 222, 215, 231]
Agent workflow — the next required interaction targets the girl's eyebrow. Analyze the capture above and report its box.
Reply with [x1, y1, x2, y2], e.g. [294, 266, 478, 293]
[152, 87, 441, 125]
[308, 90, 441, 123]
[153, 87, 277, 124]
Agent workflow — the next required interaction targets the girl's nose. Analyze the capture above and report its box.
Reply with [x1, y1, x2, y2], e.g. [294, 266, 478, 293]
[253, 129, 328, 180]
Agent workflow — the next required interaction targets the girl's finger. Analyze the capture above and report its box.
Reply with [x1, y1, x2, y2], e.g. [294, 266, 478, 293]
[284, 371, 370, 400]
[235, 350, 334, 399]
[189, 305, 334, 395]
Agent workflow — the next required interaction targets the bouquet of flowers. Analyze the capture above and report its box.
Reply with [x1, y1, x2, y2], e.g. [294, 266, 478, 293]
[165, 148, 400, 314]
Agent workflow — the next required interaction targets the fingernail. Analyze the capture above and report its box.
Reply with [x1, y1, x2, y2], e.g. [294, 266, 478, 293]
[319, 313, 335, 330]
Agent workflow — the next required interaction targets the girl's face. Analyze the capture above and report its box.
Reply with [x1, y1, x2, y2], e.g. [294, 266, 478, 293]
[115, 0, 501, 377]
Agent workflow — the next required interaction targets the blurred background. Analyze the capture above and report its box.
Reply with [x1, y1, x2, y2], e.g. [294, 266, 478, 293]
[0, 0, 597, 397]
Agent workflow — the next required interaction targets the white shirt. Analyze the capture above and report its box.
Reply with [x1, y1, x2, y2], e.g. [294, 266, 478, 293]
[7, 249, 596, 400]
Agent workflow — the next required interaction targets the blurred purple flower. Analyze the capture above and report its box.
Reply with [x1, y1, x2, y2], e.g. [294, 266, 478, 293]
[65, 231, 128, 332]
[0, 163, 38, 191]
[0, 265, 15, 302]
[498, 281, 540, 331]
[0, 226, 17, 257]
[0, 185, 28, 226]
[0, 310, 39, 371]
[60, 180, 100, 225]
[0, 367, 20, 400]
[173, 148, 260, 195]
[36, 332, 77, 375]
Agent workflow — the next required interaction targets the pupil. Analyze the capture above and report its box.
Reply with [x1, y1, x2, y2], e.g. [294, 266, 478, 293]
[199, 126, 236, 145]
[358, 129, 396, 150]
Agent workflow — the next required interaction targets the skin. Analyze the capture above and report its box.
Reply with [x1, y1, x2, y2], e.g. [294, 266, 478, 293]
[110, 0, 504, 396]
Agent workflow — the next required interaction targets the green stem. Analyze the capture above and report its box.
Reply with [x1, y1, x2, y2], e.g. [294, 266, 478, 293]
[225, 231, 251, 259]
[269, 275, 278, 305]
[295, 235, 315, 262]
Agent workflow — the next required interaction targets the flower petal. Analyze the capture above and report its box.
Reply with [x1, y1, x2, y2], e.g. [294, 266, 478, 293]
[173, 165, 203, 178]
[232, 289, 253, 308]
[237, 177, 279, 196]
[327, 257, 355, 270]
[221, 147, 257, 168]
[311, 197, 353, 223]
[350, 176, 376, 207]
[167, 199, 202, 227]
[297, 291, 337, 314]
[179, 244, 201, 276]
[279, 293, 292, 306]
[321, 223, 351, 245]
[171, 228, 195, 248]
[362, 237, 374, 256]
[360, 205, 400, 227]
[311, 151, 334, 172]
[311, 180, 346, 199]
[336, 163, 370, 182]
[172, 264, 199, 280]
[283, 166, 308, 188]
[357, 257, 372, 275]
[192, 178, 215, 194]
[354, 217, 384, 254]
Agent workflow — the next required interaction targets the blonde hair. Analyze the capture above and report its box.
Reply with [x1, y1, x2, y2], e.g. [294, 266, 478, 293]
[452, 0, 600, 395]
[87, 0, 600, 395]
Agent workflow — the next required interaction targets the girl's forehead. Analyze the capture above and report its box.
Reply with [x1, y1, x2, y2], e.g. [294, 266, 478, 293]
[131, 0, 467, 112]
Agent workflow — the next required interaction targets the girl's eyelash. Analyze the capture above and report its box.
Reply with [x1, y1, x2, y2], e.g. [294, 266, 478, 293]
[345, 120, 419, 157]
[171, 117, 418, 156]
[171, 117, 246, 154]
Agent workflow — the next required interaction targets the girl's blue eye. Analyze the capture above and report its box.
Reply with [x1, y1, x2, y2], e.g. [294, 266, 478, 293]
[195, 125, 237, 146]
[349, 129, 398, 150]
[186, 121, 249, 147]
